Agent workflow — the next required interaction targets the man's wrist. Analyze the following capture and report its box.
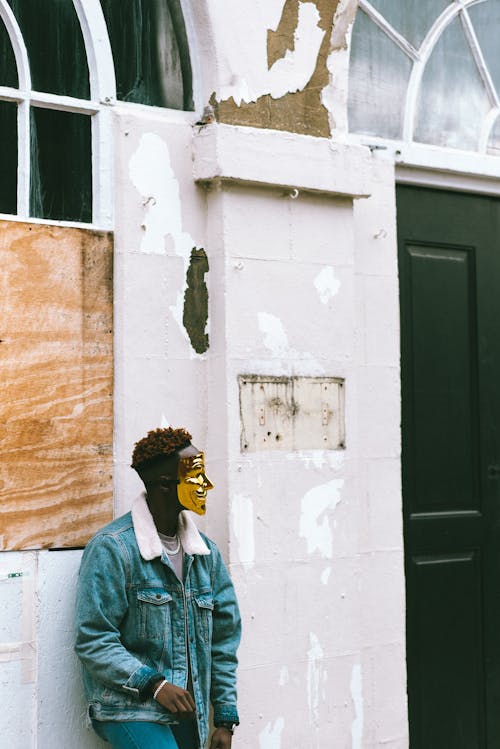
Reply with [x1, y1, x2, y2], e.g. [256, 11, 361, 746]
[152, 679, 168, 700]
[215, 721, 236, 734]
[140, 672, 166, 700]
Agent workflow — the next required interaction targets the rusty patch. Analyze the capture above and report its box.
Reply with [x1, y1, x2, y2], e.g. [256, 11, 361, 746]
[183, 247, 209, 354]
[212, 0, 340, 138]
[0, 221, 113, 550]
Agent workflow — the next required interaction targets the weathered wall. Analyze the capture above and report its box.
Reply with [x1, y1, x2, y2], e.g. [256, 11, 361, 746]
[199, 0, 359, 138]
[111, 106, 212, 518]
[0, 551, 107, 749]
[210, 0, 339, 136]
[0, 1, 409, 747]
[195, 124, 407, 747]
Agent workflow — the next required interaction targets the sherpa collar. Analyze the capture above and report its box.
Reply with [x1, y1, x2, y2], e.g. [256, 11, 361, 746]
[131, 492, 211, 561]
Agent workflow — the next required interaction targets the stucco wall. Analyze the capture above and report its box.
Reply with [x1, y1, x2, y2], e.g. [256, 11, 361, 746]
[195, 125, 406, 747]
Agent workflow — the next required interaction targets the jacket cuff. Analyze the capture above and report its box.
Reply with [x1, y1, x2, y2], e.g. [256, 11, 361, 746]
[122, 665, 165, 700]
[213, 704, 239, 726]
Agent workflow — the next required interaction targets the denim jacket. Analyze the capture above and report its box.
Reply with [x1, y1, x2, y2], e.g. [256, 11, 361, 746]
[75, 494, 241, 748]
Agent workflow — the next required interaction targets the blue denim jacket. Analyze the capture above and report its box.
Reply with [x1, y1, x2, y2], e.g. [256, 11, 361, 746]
[75, 494, 241, 748]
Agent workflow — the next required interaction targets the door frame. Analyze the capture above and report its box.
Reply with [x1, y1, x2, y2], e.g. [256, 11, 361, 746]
[396, 163, 500, 197]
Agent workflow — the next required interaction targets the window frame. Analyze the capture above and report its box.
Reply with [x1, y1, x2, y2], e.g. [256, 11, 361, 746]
[347, 0, 500, 182]
[0, 0, 115, 228]
[0, 0, 201, 230]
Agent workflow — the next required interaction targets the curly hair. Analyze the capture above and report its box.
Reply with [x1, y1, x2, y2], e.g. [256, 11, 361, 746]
[131, 427, 192, 470]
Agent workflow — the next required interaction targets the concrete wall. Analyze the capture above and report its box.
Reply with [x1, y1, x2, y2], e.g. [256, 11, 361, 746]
[196, 125, 406, 747]
[0, 1, 409, 747]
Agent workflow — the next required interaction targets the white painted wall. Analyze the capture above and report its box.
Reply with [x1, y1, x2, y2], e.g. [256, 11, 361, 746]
[0, 2, 409, 747]
[112, 105, 210, 517]
[195, 127, 407, 747]
[0, 550, 107, 749]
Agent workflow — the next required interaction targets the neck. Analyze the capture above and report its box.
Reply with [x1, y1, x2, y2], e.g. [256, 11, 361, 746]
[146, 492, 181, 537]
[156, 518, 179, 536]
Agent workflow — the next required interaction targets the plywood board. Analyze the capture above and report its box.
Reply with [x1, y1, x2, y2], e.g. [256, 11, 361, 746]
[0, 221, 113, 549]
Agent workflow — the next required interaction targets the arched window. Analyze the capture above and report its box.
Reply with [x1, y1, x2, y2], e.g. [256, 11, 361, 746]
[0, 0, 193, 226]
[100, 0, 193, 110]
[348, 0, 500, 156]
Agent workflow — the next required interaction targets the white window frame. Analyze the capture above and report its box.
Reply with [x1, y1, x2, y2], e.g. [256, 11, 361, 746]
[348, 0, 500, 186]
[0, 0, 115, 229]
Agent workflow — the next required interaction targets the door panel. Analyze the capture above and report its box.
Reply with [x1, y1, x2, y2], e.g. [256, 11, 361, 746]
[397, 186, 500, 749]
[406, 243, 480, 513]
[411, 552, 483, 749]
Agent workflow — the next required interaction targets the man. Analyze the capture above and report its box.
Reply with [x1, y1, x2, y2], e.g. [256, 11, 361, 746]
[75, 427, 241, 749]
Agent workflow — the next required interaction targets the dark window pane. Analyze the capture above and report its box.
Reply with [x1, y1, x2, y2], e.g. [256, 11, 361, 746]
[30, 108, 92, 223]
[0, 18, 18, 87]
[100, 0, 193, 110]
[7, 0, 90, 98]
[0, 101, 17, 214]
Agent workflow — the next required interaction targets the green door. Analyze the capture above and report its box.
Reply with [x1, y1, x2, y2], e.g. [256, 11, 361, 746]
[397, 186, 500, 749]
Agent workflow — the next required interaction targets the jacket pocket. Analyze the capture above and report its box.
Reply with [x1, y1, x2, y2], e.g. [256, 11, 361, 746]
[137, 589, 172, 642]
[194, 595, 214, 645]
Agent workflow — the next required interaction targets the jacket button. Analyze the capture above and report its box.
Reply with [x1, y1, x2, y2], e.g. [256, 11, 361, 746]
[156, 593, 162, 599]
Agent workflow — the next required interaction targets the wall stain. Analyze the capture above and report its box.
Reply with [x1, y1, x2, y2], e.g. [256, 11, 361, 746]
[211, 0, 341, 138]
[183, 247, 209, 354]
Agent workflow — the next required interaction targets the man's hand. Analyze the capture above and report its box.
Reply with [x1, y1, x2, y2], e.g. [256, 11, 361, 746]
[209, 727, 233, 749]
[152, 680, 196, 719]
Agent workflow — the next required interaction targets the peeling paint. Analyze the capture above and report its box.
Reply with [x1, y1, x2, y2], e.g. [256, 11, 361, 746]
[231, 493, 255, 567]
[266, 3, 325, 99]
[330, 0, 358, 50]
[129, 133, 194, 256]
[212, 0, 341, 138]
[217, 3, 324, 105]
[258, 312, 324, 375]
[259, 717, 285, 749]
[267, 0, 298, 68]
[350, 664, 363, 749]
[279, 666, 289, 686]
[320, 566, 331, 585]
[299, 479, 344, 557]
[129, 133, 208, 355]
[183, 248, 209, 354]
[307, 632, 325, 726]
[314, 266, 341, 304]
[286, 450, 344, 471]
[322, 0, 359, 134]
[258, 312, 291, 358]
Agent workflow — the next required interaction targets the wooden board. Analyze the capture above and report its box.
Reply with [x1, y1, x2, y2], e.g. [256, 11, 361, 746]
[0, 221, 113, 549]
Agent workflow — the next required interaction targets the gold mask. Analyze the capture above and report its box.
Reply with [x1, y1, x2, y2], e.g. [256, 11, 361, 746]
[177, 450, 214, 515]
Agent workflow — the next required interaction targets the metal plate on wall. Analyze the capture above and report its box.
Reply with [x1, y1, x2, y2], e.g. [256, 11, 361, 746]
[239, 375, 345, 452]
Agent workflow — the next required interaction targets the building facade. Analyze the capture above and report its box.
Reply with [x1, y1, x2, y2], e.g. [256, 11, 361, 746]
[1, 1, 499, 747]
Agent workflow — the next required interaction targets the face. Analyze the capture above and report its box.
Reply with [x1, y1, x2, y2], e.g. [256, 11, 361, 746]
[177, 451, 214, 515]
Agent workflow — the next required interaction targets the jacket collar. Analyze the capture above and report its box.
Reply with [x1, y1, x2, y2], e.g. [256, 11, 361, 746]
[131, 492, 210, 561]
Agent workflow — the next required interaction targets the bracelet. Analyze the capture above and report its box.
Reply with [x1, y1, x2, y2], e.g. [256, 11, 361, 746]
[152, 679, 168, 700]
